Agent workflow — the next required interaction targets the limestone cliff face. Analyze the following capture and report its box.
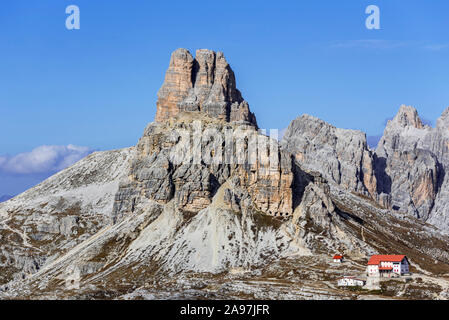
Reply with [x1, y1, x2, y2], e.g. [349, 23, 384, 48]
[427, 108, 449, 230]
[376, 105, 431, 159]
[390, 105, 424, 129]
[374, 105, 449, 229]
[155, 48, 257, 127]
[375, 105, 440, 220]
[281, 105, 449, 232]
[4, 50, 449, 299]
[113, 116, 293, 221]
[281, 114, 377, 199]
[115, 49, 290, 220]
[375, 148, 439, 219]
[155, 48, 194, 123]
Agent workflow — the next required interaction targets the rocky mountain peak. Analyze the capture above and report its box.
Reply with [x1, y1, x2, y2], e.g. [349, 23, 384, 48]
[436, 106, 449, 130]
[3, 49, 449, 299]
[281, 114, 377, 199]
[373, 105, 446, 222]
[390, 105, 424, 129]
[376, 105, 430, 158]
[155, 48, 257, 127]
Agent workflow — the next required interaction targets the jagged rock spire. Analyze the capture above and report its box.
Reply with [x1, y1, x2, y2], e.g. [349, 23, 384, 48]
[376, 105, 427, 158]
[436, 106, 449, 130]
[155, 48, 257, 127]
[390, 105, 424, 129]
[374, 104, 439, 220]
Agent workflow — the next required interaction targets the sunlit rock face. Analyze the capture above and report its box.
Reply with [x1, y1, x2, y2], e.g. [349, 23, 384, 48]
[115, 48, 292, 222]
[112, 118, 294, 221]
[4, 50, 449, 300]
[155, 48, 257, 127]
[281, 114, 378, 200]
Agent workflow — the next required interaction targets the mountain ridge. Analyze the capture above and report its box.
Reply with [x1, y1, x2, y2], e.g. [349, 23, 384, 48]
[1, 49, 449, 299]
[283, 104, 449, 233]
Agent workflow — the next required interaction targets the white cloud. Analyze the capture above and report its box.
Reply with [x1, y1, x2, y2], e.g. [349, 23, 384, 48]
[424, 43, 449, 51]
[0, 145, 94, 174]
[0, 156, 6, 167]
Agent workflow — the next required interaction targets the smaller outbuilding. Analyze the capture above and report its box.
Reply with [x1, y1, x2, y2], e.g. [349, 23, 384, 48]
[337, 276, 365, 287]
[332, 254, 344, 263]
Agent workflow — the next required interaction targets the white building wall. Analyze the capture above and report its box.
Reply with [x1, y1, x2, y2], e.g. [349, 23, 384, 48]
[338, 278, 365, 287]
[367, 265, 379, 276]
[367, 257, 410, 277]
[354, 280, 364, 286]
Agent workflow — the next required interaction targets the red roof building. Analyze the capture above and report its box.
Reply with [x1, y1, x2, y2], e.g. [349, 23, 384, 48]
[332, 254, 344, 262]
[366, 255, 410, 278]
[378, 267, 393, 271]
[367, 255, 406, 265]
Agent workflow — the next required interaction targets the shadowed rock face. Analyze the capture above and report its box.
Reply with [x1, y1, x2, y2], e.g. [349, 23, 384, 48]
[376, 149, 439, 219]
[4, 50, 449, 299]
[375, 105, 440, 220]
[155, 48, 257, 127]
[375, 105, 449, 227]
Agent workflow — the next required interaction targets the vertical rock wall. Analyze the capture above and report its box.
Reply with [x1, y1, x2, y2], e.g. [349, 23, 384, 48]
[155, 48, 257, 127]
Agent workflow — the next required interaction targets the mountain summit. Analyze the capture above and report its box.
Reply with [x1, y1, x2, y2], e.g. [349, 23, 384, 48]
[1, 50, 449, 300]
[155, 48, 257, 126]
[390, 105, 424, 129]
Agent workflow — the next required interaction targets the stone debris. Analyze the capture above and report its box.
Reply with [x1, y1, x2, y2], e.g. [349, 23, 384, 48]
[1, 50, 449, 300]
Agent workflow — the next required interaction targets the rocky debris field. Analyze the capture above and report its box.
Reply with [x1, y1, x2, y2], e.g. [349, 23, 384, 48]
[1, 49, 449, 300]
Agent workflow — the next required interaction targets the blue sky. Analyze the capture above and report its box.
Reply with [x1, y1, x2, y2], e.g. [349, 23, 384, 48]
[1, 0, 449, 195]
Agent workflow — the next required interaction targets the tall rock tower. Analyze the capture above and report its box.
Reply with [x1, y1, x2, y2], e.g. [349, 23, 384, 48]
[155, 48, 257, 127]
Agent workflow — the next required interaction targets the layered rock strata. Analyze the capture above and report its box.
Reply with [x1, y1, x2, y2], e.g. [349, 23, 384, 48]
[375, 105, 449, 226]
[2, 50, 449, 299]
[281, 104, 449, 232]
[113, 116, 293, 221]
[281, 114, 377, 199]
[155, 48, 257, 127]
